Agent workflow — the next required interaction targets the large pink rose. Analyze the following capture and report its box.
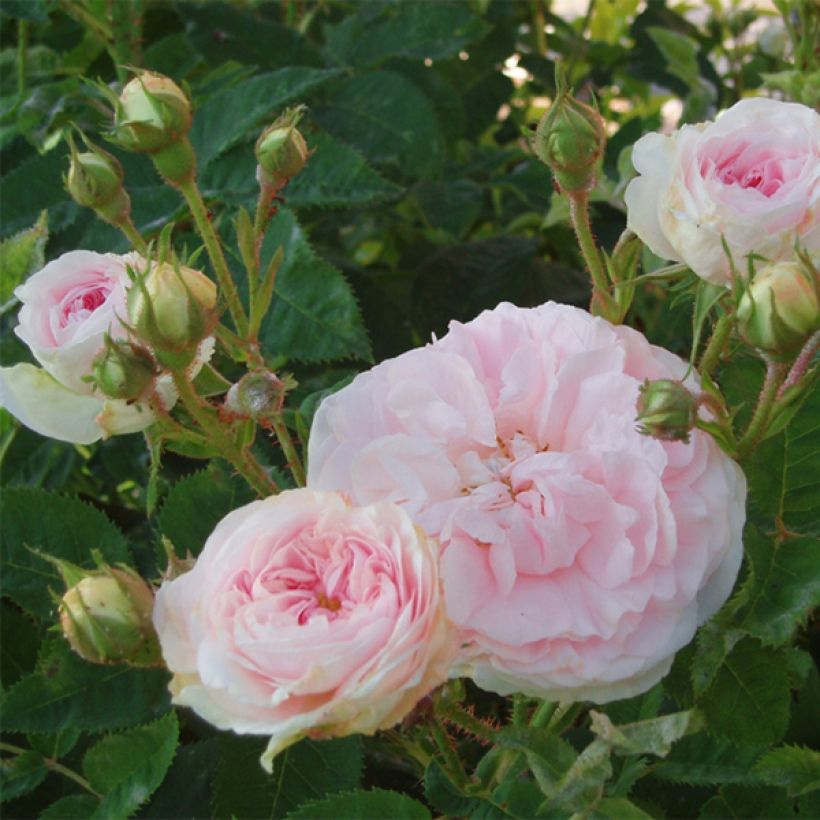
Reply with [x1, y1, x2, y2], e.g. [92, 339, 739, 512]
[308, 302, 746, 703]
[625, 97, 819, 285]
[153, 489, 452, 770]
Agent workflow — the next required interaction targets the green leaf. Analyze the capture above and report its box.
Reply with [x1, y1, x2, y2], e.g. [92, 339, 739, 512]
[729, 527, 820, 646]
[646, 27, 700, 86]
[591, 797, 653, 819]
[415, 179, 483, 239]
[0, 750, 47, 803]
[0, 639, 170, 734]
[82, 713, 178, 819]
[589, 709, 704, 757]
[0, 601, 40, 689]
[701, 638, 791, 747]
[323, 2, 491, 68]
[691, 620, 742, 696]
[289, 131, 403, 209]
[495, 726, 576, 797]
[39, 795, 100, 819]
[423, 760, 480, 817]
[753, 745, 820, 798]
[698, 785, 797, 819]
[0, 488, 131, 620]
[213, 735, 362, 820]
[140, 739, 219, 820]
[190, 68, 340, 170]
[156, 466, 255, 558]
[286, 788, 431, 819]
[541, 739, 613, 813]
[259, 208, 372, 362]
[653, 733, 765, 786]
[690, 281, 726, 368]
[314, 71, 445, 177]
[0, 210, 47, 307]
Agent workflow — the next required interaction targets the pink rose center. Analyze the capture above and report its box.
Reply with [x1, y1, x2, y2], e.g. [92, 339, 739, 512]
[59, 282, 112, 329]
[701, 142, 785, 198]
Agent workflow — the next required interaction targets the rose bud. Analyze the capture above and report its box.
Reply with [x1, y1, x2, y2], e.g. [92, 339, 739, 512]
[533, 89, 606, 193]
[127, 260, 217, 369]
[113, 70, 192, 154]
[65, 136, 131, 227]
[224, 370, 287, 419]
[737, 260, 820, 358]
[91, 335, 156, 401]
[58, 554, 162, 668]
[255, 106, 309, 186]
[636, 378, 698, 443]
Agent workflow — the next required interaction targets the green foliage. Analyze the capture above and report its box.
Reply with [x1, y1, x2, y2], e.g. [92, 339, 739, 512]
[753, 745, 820, 798]
[0, 211, 47, 307]
[213, 735, 362, 819]
[0, 751, 48, 803]
[286, 788, 431, 819]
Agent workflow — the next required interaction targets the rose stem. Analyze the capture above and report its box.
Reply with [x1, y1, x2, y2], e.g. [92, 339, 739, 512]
[437, 702, 497, 744]
[0, 742, 102, 798]
[171, 370, 278, 496]
[512, 694, 528, 726]
[265, 413, 305, 488]
[778, 329, 820, 399]
[118, 217, 149, 255]
[430, 718, 469, 788]
[568, 192, 618, 320]
[736, 359, 789, 459]
[177, 178, 249, 338]
[698, 313, 732, 378]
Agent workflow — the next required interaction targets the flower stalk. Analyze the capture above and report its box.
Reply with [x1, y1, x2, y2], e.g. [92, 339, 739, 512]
[736, 360, 789, 459]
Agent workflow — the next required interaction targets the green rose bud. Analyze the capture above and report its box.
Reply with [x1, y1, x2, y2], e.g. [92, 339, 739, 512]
[92, 336, 156, 401]
[65, 136, 131, 226]
[636, 379, 698, 443]
[58, 556, 161, 668]
[224, 370, 288, 419]
[255, 106, 309, 185]
[533, 89, 607, 193]
[113, 70, 192, 154]
[128, 260, 217, 368]
[737, 260, 820, 358]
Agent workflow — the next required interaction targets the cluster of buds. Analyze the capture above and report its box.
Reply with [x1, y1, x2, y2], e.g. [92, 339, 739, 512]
[52, 551, 162, 668]
[127, 259, 218, 371]
[91, 335, 157, 402]
[636, 379, 699, 443]
[533, 79, 607, 193]
[736, 257, 820, 359]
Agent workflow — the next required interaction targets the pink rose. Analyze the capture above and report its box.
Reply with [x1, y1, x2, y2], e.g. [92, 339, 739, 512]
[152, 489, 452, 770]
[625, 97, 819, 285]
[308, 302, 746, 703]
[0, 250, 208, 443]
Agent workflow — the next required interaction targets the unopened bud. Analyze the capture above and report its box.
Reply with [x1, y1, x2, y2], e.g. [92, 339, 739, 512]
[225, 370, 287, 419]
[636, 379, 697, 443]
[737, 260, 820, 358]
[533, 89, 606, 193]
[128, 261, 217, 367]
[113, 71, 192, 154]
[255, 107, 309, 185]
[92, 336, 156, 401]
[58, 555, 161, 667]
[66, 137, 131, 225]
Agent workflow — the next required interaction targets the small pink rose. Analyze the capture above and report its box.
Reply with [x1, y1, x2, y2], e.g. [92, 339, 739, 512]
[153, 489, 453, 770]
[625, 97, 819, 285]
[308, 302, 746, 704]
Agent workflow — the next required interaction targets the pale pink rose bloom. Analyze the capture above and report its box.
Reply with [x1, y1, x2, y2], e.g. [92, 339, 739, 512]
[625, 97, 819, 285]
[153, 489, 453, 770]
[0, 250, 209, 443]
[308, 302, 746, 703]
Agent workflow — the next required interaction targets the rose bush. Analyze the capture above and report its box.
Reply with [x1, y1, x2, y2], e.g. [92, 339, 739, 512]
[625, 97, 819, 285]
[0, 250, 210, 443]
[152, 489, 453, 770]
[308, 302, 746, 703]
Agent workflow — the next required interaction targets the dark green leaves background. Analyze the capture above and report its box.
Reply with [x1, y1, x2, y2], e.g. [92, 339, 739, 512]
[1, 1, 817, 818]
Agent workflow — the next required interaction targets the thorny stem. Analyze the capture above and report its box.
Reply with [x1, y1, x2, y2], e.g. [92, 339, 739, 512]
[698, 313, 733, 378]
[251, 179, 286, 305]
[118, 216, 148, 255]
[568, 193, 618, 321]
[171, 370, 278, 496]
[736, 360, 789, 460]
[430, 718, 469, 788]
[264, 413, 306, 488]
[512, 694, 528, 726]
[778, 329, 820, 399]
[0, 742, 102, 799]
[529, 700, 557, 729]
[437, 702, 496, 744]
[178, 178, 249, 337]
